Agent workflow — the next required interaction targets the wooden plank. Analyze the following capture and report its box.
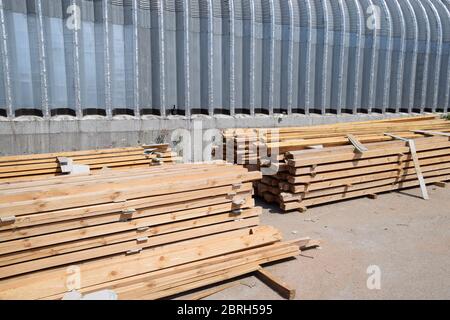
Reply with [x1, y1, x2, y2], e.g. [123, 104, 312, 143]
[413, 130, 450, 137]
[261, 128, 450, 143]
[289, 147, 450, 175]
[0, 171, 261, 217]
[117, 248, 300, 300]
[0, 216, 260, 278]
[225, 116, 440, 136]
[0, 183, 253, 232]
[281, 167, 450, 202]
[0, 164, 251, 199]
[347, 134, 368, 153]
[0, 150, 156, 167]
[255, 269, 296, 300]
[287, 162, 450, 193]
[0, 154, 157, 174]
[266, 132, 434, 151]
[0, 226, 281, 299]
[178, 282, 240, 300]
[260, 125, 450, 142]
[0, 165, 248, 203]
[0, 199, 257, 255]
[1, 216, 260, 269]
[288, 138, 450, 167]
[134, 265, 261, 300]
[0, 162, 230, 191]
[287, 156, 450, 185]
[0, 145, 175, 183]
[0, 206, 258, 263]
[287, 135, 450, 158]
[384, 134, 429, 200]
[281, 173, 450, 210]
[289, 237, 321, 250]
[41, 241, 299, 300]
[0, 147, 147, 163]
[434, 182, 446, 188]
[408, 139, 429, 200]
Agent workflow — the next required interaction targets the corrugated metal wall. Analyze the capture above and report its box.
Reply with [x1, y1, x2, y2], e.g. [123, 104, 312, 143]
[0, 0, 449, 119]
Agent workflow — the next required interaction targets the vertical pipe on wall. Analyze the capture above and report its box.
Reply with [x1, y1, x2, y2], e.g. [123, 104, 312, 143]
[380, 0, 392, 114]
[182, 0, 190, 117]
[132, 0, 140, 117]
[402, 0, 418, 113]
[390, 0, 406, 113]
[424, 0, 441, 113]
[35, 0, 49, 118]
[304, 0, 313, 115]
[267, 0, 275, 115]
[336, 0, 348, 115]
[440, 0, 450, 113]
[431, 0, 450, 113]
[229, 0, 236, 116]
[207, 0, 214, 116]
[157, 0, 166, 116]
[102, 0, 112, 118]
[72, 0, 82, 118]
[367, 0, 378, 113]
[286, 0, 294, 115]
[379, 0, 392, 113]
[248, 0, 255, 116]
[412, 0, 430, 114]
[321, 0, 332, 114]
[0, 0, 12, 118]
[352, 0, 364, 114]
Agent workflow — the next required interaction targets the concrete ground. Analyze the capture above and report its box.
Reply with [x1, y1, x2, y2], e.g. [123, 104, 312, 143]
[206, 185, 450, 300]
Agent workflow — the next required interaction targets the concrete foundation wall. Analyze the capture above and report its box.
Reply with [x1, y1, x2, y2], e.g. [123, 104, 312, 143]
[0, 113, 432, 156]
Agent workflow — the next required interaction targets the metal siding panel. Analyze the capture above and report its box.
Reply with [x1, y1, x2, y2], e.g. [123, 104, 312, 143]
[387, 0, 405, 112]
[411, 0, 430, 113]
[7, 10, 35, 110]
[0, 0, 12, 117]
[424, 0, 441, 112]
[400, 0, 418, 112]
[438, 0, 450, 112]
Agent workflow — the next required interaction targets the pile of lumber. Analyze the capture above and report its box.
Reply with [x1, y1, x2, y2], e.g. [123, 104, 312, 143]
[0, 144, 180, 184]
[220, 115, 450, 211]
[0, 163, 306, 299]
[257, 134, 450, 212]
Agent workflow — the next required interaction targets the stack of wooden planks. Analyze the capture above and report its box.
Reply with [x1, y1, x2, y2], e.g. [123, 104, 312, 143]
[220, 115, 450, 212]
[258, 135, 450, 212]
[0, 163, 304, 299]
[0, 144, 180, 184]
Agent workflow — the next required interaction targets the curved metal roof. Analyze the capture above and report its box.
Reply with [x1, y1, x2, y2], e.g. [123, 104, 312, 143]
[0, 0, 449, 119]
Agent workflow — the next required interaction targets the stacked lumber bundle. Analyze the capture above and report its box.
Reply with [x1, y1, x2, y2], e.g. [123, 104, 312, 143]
[0, 144, 180, 184]
[259, 135, 450, 212]
[0, 163, 303, 300]
[220, 115, 450, 211]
